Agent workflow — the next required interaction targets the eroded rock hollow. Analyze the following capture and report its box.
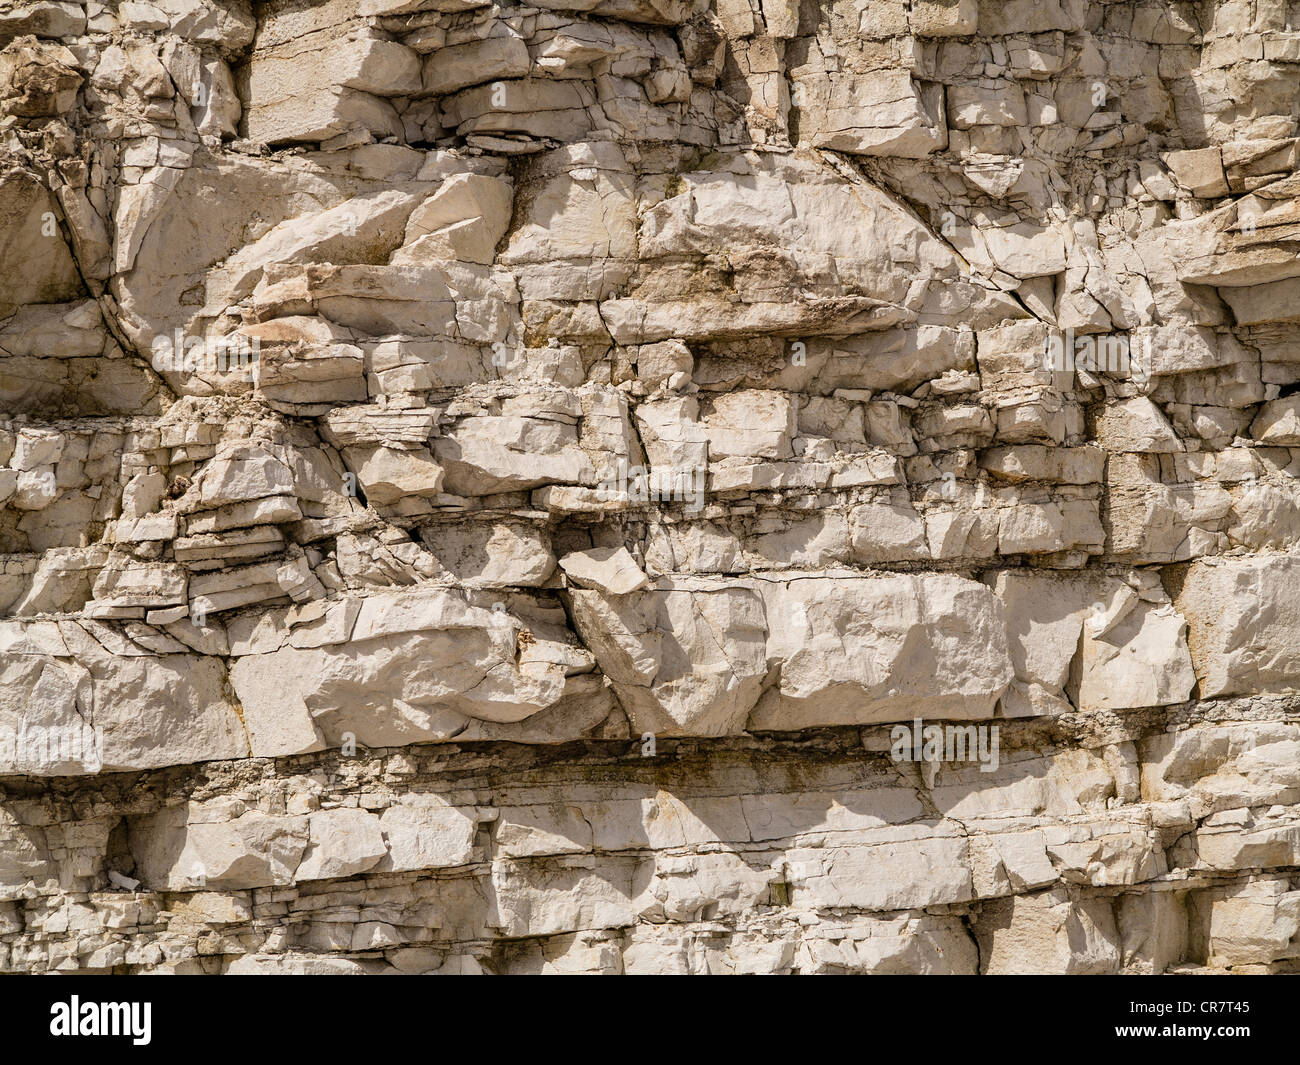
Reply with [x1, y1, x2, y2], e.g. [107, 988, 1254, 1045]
[2, 0, 1300, 974]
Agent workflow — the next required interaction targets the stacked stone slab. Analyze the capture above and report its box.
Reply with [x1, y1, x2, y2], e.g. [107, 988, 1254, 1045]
[2, 0, 1300, 972]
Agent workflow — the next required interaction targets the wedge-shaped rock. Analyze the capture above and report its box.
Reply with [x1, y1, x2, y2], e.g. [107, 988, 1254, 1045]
[394, 173, 514, 267]
[204, 194, 424, 316]
[347, 445, 443, 505]
[130, 805, 309, 891]
[1095, 397, 1183, 453]
[566, 581, 768, 735]
[1176, 555, 1300, 697]
[295, 808, 387, 881]
[560, 546, 648, 595]
[1251, 396, 1300, 444]
[800, 71, 946, 157]
[752, 575, 1014, 728]
[992, 571, 1195, 715]
[0, 170, 84, 319]
[229, 589, 571, 751]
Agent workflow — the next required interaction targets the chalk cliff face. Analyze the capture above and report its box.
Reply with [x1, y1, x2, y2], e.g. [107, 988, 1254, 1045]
[2, 0, 1300, 974]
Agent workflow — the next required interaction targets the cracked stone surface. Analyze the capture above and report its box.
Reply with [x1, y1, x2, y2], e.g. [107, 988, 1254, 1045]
[2, 0, 1300, 973]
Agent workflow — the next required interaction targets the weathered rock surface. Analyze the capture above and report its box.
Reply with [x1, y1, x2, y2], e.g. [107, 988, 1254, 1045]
[2, 0, 1300, 974]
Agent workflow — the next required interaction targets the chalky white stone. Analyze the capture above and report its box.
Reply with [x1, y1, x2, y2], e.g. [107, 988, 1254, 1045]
[1, 0, 1299, 974]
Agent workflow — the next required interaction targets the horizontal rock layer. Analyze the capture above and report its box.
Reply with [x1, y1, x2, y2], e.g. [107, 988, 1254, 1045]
[7, 711, 1300, 974]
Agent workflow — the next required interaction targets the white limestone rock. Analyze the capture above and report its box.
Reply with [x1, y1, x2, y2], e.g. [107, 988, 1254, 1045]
[1176, 555, 1300, 697]
[559, 547, 649, 595]
[567, 582, 768, 735]
[7, 0, 1300, 977]
[752, 574, 1014, 728]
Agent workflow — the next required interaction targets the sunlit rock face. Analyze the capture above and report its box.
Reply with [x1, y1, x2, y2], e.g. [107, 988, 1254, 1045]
[2, 0, 1300, 974]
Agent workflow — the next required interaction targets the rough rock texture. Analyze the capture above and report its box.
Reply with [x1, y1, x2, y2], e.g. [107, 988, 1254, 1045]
[3, 0, 1300, 974]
